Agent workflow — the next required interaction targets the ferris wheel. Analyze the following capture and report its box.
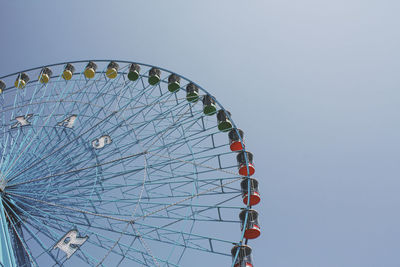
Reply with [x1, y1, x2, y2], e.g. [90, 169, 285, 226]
[0, 60, 261, 267]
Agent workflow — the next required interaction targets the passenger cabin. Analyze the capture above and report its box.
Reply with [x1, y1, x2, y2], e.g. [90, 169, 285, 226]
[106, 61, 119, 79]
[14, 73, 29, 89]
[127, 63, 141, 81]
[241, 178, 260, 206]
[239, 209, 261, 239]
[0, 80, 5, 93]
[168, 74, 180, 92]
[202, 94, 217, 115]
[62, 63, 75, 80]
[237, 151, 255, 176]
[216, 109, 232, 132]
[84, 61, 97, 79]
[231, 245, 253, 267]
[148, 67, 161, 85]
[39, 67, 52, 84]
[228, 129, 244, 151]
[186, 83, 199, 102]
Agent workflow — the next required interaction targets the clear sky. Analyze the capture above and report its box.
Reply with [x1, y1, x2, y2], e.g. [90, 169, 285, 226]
[1, 0, 400, 266]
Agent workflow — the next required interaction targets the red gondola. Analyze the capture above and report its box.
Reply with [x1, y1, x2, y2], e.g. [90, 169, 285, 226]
[239, 209, 261, 239]
[237, 151, 255, 176]
[231, 245, 253, 267]
[241, 178, 260, 206]
[229, 128, 244, 151]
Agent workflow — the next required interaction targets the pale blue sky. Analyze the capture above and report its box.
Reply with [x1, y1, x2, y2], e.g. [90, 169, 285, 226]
[1, 0, 400, 266]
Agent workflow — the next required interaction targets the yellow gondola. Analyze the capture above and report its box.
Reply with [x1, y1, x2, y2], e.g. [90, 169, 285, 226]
[62, 63, 75, 80]
[106, 61, 119, 79]
[14, 73, 29, 89]
[39, 67, 52, 84]
[84, 61, 97, 79]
